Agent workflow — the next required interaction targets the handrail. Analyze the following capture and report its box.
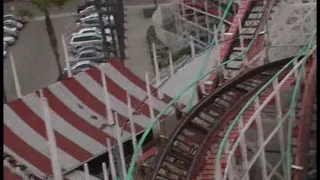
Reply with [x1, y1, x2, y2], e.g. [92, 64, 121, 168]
[214, 29, 316, 180]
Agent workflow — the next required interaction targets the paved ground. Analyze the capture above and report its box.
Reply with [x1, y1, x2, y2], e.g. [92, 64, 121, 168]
[3, 1, 162, 103]
[124, 8, 155, 80]
[4, 0, 169, 16]
[4, 16, 78, 102]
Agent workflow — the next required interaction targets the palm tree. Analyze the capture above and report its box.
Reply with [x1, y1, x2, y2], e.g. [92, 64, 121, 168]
[22, 0, 71, 79]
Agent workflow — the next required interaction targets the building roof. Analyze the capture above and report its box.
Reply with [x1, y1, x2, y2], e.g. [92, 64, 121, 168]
[3, 60, 174, 179]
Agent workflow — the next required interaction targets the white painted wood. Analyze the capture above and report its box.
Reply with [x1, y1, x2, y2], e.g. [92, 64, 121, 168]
[107, 138, 117, 180]
[152, 43, 163, 99]
[41, 98, 62, 180]
[61, 35, 72, 78]
[114, 113, 127, 179]
[84, 163, 90, 180]
[101, 67, 115, 126]
[9, 53, 22, 98]
[102, 163, 109, 180]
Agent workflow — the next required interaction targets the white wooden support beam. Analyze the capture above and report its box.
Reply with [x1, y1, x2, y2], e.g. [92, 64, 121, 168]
[178, 2, 232, 25]
[220, 18, 225, 42]
[84, 163, 90, 180]
[114, 112, 127, 179]
[101, 68, 115, 126]
[263, 0, 270, 64]
[213, 25, 220, 66]
[145, 72, 161, 137]
[293, 59, 299, 78]
[179, 16, 215, 34]
[180, 2, 188, 35]
[41, 97, 62, 180]
[237, 17, 248, 63]
[272, 77, 287, 180]
[193, 10, 201, 39]
[107, 138, 117, 180]
[253, 98, 268, 180]
[127, 92, 141, 156]
[9, 53, 22, 99]
[215, 157, 223, 180]
[204, 1, 211, 44]
[238, 116, 249, 180]
[190, 36, 196, 58]
[152, 43, 163, 99]
[61, 35, 72, 78]
[168, 51, 174, 76]
[102, 162, 109, 180]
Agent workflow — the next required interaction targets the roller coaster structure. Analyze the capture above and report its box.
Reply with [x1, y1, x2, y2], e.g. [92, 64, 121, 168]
[3, 0, 316, 180]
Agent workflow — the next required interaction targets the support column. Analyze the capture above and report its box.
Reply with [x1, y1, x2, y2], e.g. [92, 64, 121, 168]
[101, 68, 115, 126]
[61, 35, 72, 78]
[238, 116, 249, 180]
[41, 98, 62, 180]
[152, 43, 163, 99]
[114, 113, 127, 179]
[204, 1, 211, 44]
[293, 59, 316, 180]
[102, 163, 109, 180]
[272, 77, 287, 179]
[254, 98, 268, 180]
[84, 163, 90, 180]
[193, 9, 201, 41]
[190, 36, 196, 58]
[9, 53, 22, 99]
[145, 72, 161, 149]
[106, 138, 118, 180]
[168, 51, 174, 76]
[263, 0, 270, 64]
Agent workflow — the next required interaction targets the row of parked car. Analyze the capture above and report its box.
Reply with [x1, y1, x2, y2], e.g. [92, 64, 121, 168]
[3, 14, 29, 57]
[63, 0, 116, 76]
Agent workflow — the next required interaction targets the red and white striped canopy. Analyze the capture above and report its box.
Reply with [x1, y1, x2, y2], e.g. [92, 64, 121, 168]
[3, 60, 174, 178]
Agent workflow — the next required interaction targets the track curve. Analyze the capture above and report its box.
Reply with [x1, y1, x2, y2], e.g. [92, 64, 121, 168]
[150, 58, 296, 180]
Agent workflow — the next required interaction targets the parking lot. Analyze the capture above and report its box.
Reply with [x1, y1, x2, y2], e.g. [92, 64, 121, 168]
[4, 1, 161, 102]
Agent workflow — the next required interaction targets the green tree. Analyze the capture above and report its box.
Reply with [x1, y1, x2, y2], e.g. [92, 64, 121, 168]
[23, 0, 72, 79]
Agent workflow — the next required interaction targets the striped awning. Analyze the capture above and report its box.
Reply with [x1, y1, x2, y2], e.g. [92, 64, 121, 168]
[3, 60, 174, 179]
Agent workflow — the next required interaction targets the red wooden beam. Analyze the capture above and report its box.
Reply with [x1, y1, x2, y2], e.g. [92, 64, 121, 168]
[293, 56, 317, 180]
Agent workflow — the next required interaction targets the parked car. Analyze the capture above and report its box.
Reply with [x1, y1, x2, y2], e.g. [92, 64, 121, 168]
[64, 60, 99, 75]
[78, 13, 114, 23]
[4, 20, 23, 30]
[4, 36, 16, 45]
[4, 41, 8, 50]
[69, 49, 106, 65]
[79, 5, 96, 16]
[76, 18, 114, 28]
[72, 44, 103, 55]
[77, 1, 108, 13]
[4, 14, 28, 24]
[4, 29, 18, 38]
[4, 41, 8, 57]
[72, 27, 111, 36]
[69, 32, 112, 49]
[4, 26, 18, 33]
